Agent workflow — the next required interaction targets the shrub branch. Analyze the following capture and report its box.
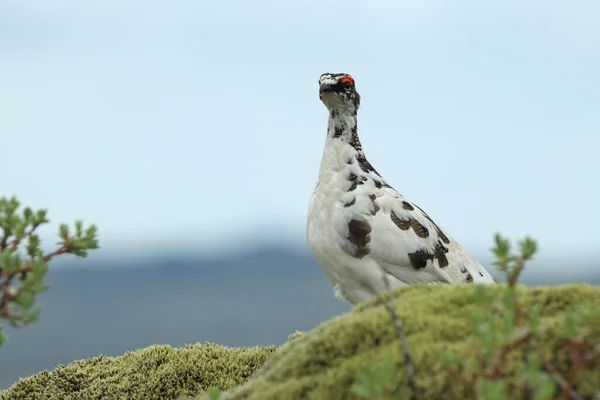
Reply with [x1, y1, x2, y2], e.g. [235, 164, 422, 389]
[0, 196, 99, 341]
[380, 273, 419, 400]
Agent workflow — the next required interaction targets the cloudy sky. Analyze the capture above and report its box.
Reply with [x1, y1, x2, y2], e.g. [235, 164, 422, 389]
[1, 1, 599, 259]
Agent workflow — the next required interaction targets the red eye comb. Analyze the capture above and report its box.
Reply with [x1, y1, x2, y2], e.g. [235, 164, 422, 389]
[341, 75, 354, 85]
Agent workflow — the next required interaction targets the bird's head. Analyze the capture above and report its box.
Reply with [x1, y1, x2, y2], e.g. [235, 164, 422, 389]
[318, 73, 360, 112]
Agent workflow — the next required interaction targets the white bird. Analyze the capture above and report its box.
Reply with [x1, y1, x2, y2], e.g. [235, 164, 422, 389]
[307, 72, 495, 306]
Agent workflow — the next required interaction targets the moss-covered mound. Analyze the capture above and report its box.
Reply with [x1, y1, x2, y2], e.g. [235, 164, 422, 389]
[222, 284, 600, 400]
[2, 284, 599, 400]
[0, 343, 275, 400]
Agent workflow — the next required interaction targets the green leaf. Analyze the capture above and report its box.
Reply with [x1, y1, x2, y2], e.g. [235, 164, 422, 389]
[14, 290, 36, 309]
[25, 305, 42, 324]
[86, 238, 99, 250]
[67, 248, 88, 258]
[0, 251, 22, 274]
[534, 374, 557, 400]
[5, 197, 20, 216]
[35, 209, 49, 225]
[27, 234, 42, 258]
[75, 220, 83, 236]
[13, 220, 26, 240]
[86, 224, 98, 237]
[529, 304, 542, 332]
[519, 237, 538, 260]
[67, 239, 86, 251]
[31, 260, 49, 277]
[23, 207, 34, 223]
[59, 224, 69, 239]
[492, 233, 510, 257]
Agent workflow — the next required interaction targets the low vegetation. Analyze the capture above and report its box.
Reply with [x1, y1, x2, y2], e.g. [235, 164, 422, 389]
[0, 196, 98, 348]
[1, 196, 598, 399]
[1, 343, 274, 400]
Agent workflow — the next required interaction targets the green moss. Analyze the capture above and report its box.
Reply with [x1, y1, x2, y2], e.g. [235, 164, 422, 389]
[3, 284, 599, 400]
[0, 343, 275, 400]
[221, 284, 600, 400]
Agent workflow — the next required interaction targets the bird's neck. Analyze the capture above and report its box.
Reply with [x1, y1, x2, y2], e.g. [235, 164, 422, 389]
[318, 108, 368, 179]
[326, 108, 363, 151]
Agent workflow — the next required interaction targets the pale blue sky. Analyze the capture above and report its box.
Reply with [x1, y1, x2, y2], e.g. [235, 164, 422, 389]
[1, 1, 599, 259]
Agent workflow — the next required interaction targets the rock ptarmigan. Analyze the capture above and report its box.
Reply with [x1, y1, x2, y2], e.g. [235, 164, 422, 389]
[307, 72, 495, 306]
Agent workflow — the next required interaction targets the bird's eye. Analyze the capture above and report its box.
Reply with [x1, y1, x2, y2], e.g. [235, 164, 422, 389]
[343, 82, 352, 89]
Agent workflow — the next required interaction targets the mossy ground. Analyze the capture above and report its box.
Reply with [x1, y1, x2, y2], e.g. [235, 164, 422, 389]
[2, 284, 599, 400]
[0, 343, 275, 400]
[223, 284, 600, 400]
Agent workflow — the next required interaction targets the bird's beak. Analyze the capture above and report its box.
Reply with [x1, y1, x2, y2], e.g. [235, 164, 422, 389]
[319, 83, 333, 94]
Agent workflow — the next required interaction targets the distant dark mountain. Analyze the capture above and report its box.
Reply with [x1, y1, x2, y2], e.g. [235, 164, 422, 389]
[0, 245, 598, 390]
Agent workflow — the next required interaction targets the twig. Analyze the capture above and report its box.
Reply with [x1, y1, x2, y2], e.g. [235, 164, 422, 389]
[0, 245, 70, 324]
[378, 269, 419, 400]
[521, 340, 534, 400]
[546, 369, 584, 400]
[484, 330, 532, 379]
[537, 347, 585, 400]
[0, 226, 9, 252]
[583, 349, 600, 368]
[7, 222, 42, 253]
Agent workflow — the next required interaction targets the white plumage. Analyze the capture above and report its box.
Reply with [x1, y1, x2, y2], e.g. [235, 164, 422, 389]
[307, 72, 495, 305]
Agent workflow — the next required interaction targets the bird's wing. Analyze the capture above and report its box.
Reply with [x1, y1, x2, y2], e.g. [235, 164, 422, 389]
[335, 186, 495, 285]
